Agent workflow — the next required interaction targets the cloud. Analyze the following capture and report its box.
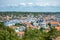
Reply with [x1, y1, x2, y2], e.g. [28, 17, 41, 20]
[0, 0, 60, 7]
[27, 3, 33, 6]
[20, 3, 26, 6]
[0, 2, 59, 7]
[19, 2, 59, 6]
[28, 3, 33, 5]
[34, 2, 59, 6]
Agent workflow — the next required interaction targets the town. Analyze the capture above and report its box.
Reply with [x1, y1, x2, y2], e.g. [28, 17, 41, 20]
[0, 12, 60, 40]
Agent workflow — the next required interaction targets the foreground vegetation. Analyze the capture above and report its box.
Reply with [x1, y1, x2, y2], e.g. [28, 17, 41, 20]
[0, 22, 60, 40]
[0, 22, 20, 40]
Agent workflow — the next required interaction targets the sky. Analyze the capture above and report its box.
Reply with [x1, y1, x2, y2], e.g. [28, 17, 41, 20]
[0, 0, 60, 12]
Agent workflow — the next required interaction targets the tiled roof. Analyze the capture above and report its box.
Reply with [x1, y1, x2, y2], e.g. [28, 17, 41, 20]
[55, 26, 60, 30]
[50, 22, 60, 24]
[9, 26, 17, 29]
[16, 32, 25, 35]
[32, 26, 37, 28]
[23, 22, 33, 27]
[24, 22, 37, 28]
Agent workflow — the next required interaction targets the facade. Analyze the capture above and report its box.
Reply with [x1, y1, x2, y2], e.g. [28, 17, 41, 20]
[37, 18, 47, 28]
[4, 19, 21, 26]
[9, 26, 26, 38]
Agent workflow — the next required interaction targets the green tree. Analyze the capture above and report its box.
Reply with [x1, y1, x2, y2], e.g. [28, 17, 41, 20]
[0, 22, 20, 40]
[47, 23, 60, 40]
[23, 29, 48, 40]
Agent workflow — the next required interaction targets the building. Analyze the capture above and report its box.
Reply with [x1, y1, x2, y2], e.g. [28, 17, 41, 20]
[50, 22, 60, 27]
[9, 26, 26, 38]
[4, 19, 21, 26]
[37, 18, 47, 28]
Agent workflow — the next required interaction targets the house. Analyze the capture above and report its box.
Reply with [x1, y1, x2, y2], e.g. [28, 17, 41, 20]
[50, 22, 60, 27]
[9, 26, 17, 29]
[16, 32, 25, 38]
[9, 25, 26, 38]
[4, 19, 21, 26]
[55, 26, 60, 30]
[37, 18, 47, 28]
[9, 25, 26, 32]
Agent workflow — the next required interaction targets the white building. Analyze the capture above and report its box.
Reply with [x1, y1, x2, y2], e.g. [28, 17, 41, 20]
[4, 19, 21, 26]
[37, 18, 47, 28]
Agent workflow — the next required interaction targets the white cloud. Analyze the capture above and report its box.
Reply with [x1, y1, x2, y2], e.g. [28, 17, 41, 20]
[35, 2, 58, 6]
[20, 3, 26, 6]
[28, 3, 33, 5]
[27, 3, 33, 6]
[0, 1, 59, 7]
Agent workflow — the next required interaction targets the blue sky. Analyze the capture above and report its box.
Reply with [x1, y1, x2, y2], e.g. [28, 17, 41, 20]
[0, 0, 60, 12]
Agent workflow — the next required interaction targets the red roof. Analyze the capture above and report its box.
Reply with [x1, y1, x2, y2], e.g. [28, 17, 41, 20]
[9, 26, 17, 29]
[55, 26, 60, 30]
[50, 22, 59, 24]
[16, 32, 25, 35]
